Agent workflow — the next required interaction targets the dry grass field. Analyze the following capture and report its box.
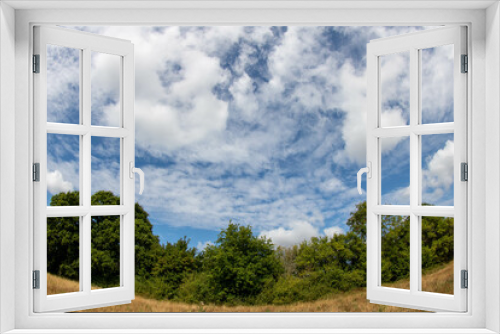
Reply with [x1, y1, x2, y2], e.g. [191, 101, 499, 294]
[47, 261, 453, 313]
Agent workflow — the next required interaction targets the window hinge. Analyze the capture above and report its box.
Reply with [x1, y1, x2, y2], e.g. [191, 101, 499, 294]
[33, 163, 40, 182]
[461, 270, 468, 289]
[461, 162, 468, 181]
[33, 270, 40, 289]
[33, 54, 40, 73]
[461, 54, 468, 73]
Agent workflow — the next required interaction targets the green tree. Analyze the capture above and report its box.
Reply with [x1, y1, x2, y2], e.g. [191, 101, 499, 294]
[294, 231, 366, 291]
[346, 201, 367, 241]
[148, 237, 199, 299]
[381, 215, 411, 283]
[422, 216, 454, 269]
[201, 222, 283, 303]
[48, 191, 163, 289]
[47, 192, 80, 280]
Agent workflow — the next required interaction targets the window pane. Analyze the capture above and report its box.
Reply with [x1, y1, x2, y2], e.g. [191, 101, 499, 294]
[91, 137, 121, 203]
[421, 216, 454, 295]
[91, 215, 121, 289]
[421, 45, 454, 124]
[421, 134, 454, 206]
[91, 52, 121, 127]
[47, 217, 80, 295]
[381, 215, 410, 290]
[47, 45, 80, 124]
[380, 51, 410, 127]
[381, 137, 410, 205]
[47, 134, 80, 206]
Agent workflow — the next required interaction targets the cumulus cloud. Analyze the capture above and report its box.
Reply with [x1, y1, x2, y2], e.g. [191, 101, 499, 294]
[332, 61, 368, 165]
[380, 107, 407, 128]
[259, 221, 321, 248]
[259, 221, 345, 247]
[196, 240, 214, 251]
[91, 52, 121, 127]
[323, 226, 344, 237]
[332, 26, 430, 166]
[421, 44, 454, 123]
[81, 26, 233, 155]
[423, 140, 454, 204]
[47, 170, 74, 194]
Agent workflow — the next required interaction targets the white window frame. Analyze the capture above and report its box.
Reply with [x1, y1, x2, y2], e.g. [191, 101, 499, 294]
[365, 26, 468, 312]
[33, 25, 136, 313]
[1, 2, 499, 333]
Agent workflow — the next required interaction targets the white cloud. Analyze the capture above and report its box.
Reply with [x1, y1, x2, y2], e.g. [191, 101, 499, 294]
[259, 221, 321, 247]
[318, 177, 347, 194]
[46, 45, 80, 123]
[91, 52, 121, 127]
[196, 240, 214, 251]
[229, 73, 260, 121]
[332, 61, 367, 165]
[47, 170, 74, 194]
[323, 226, 344, 237]
[380, 107, 407, 128]
[382, 186, 410, 205]
[380, 51, 410, 117]
[421, 45, 454, 123]
[83, 26, 231, 155]
[331, 27, 433, 166]
[259, 221, 345, 248]
[423, 140, 454, 203]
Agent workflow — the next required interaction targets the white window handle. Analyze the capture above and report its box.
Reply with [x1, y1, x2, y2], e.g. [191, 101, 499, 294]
[357, 162, 372, 195]
[129, 162, 145, 195]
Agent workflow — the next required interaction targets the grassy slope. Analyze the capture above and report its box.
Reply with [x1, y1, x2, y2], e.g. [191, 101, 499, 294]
[47, 261, 454, 313]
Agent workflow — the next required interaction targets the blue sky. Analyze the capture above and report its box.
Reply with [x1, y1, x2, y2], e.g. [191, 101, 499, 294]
[46, 26, 455, 249]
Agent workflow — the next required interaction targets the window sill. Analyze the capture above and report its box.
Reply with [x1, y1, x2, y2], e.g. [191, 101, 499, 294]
[3, 330, 498, 334]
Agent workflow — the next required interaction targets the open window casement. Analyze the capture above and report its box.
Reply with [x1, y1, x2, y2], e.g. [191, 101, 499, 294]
[33, 26, 140, 312]
[362, 26, 467, 312]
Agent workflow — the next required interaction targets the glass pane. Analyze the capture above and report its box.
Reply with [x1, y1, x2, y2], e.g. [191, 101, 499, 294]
[421, 216, 454, 294]
[91, 137, 121, 203]
[421, 45, 454, 124]
[381, 215, 410, 290]
[421, 134, 454, 206]
[91, 52, 121, 127]
[47, 217, 80, 295]
[91, 215, 120, 289]
[47, 134, 80, 206]
[380, 51, 410, 127]
[381, 137, 410, 205]
[47, 45, 80, 124]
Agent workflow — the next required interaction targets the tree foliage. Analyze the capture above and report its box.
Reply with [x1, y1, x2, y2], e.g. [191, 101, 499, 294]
[47, 193, 454, 306]
[201, 223, 283, 303]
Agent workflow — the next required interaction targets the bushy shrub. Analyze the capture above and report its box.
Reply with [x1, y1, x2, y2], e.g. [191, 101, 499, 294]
[200, 223, 283, 303]
[176, 272, 214, 304]
[256, 275, 316, 305]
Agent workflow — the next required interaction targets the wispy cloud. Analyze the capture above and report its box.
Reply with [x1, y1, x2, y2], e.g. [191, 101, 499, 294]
[48, 25, 451, 247]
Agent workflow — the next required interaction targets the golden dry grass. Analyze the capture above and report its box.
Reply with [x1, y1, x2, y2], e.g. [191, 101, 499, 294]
[47, 274, 102, 296]
[46, 261, 453, 313]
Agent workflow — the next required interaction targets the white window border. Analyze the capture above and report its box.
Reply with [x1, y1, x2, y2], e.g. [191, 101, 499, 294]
[0, 2, 498, 333]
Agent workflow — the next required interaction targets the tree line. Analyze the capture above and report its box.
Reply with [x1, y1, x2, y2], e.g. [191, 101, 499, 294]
[48, 191, 453, 306]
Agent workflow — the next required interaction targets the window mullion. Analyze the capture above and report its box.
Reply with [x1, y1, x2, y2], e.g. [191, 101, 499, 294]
[82, 47, 92, 294]
[409, 47, 420, 294]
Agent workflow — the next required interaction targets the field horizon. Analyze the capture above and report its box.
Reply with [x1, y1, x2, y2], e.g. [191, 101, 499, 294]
[46, 260, 453, 313]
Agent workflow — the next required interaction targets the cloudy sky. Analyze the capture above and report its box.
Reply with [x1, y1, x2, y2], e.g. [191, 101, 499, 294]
[46, 26, 455, 249]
